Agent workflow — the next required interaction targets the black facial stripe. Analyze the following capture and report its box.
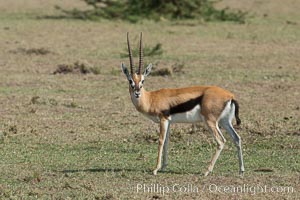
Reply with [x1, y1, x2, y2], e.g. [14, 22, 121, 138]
[128, 79, 135, 89]
[162, 95, 203, 116]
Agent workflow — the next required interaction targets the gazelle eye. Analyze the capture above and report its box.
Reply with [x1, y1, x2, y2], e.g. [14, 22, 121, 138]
[129, 79, 135, 89]
[139, 80, 144, 89]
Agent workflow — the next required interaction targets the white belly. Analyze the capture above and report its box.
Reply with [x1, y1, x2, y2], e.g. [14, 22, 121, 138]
[169, 105, 204, 123]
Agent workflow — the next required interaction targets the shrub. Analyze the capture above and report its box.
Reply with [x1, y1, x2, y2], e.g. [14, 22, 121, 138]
[56, 0, 247, 23]
[120, 43, 163, 58]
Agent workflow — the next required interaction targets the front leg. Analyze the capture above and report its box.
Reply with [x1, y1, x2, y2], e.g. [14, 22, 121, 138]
[161, 122, 170, 171]
[153, 117, 170, 175]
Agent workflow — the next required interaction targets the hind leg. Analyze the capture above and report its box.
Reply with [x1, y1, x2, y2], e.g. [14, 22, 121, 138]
[204, 120, 226, 176]
[220, 120, 245, 175]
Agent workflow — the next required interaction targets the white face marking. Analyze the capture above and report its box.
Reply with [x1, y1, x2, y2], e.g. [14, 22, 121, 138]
[139, 76, 145, 89]
[131, 91, 139, 106]
[130, 75, 144, 99]
[170, 105, 204, 123]
[129, 78, 135, 89]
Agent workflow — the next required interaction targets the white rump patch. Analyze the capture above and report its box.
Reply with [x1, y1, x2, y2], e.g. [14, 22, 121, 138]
[218, 100, 235, 124]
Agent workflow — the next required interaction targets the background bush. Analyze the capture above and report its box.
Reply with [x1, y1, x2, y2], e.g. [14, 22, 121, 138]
[57, 0, 247, 23]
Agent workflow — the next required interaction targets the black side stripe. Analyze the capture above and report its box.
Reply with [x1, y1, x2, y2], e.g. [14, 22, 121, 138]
[162, 95, 203, 116]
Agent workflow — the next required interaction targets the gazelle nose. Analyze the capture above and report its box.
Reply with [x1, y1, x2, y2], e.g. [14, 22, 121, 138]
[135, 85, 140, 91]
[134, 91, 141, 98]
[134, 91, 140, 95]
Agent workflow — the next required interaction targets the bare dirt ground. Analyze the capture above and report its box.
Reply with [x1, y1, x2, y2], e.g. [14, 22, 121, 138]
[0, 0, 299, 199]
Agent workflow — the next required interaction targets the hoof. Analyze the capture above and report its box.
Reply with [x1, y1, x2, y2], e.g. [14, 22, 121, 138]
[161, 165, 168, 171]
[204, 171, 210, 177]
[239, 170, 244, 177]
[153, 170, 158, 175]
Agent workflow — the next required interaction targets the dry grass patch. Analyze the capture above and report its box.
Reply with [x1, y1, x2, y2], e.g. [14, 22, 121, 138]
[53, 60, 101, 75]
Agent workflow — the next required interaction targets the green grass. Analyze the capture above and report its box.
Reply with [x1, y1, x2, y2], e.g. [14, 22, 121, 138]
[0, 133, 298, 199]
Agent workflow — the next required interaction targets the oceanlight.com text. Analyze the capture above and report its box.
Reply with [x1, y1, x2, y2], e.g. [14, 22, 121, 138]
[208, 183, 294, 195]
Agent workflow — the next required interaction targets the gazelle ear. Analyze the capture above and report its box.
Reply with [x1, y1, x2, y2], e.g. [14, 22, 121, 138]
[121, 63, 130, 80]
[143, 63, 153, 77]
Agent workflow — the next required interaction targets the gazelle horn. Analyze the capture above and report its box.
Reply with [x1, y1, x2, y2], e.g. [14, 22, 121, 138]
[127, 32, 134, 74]
[138, 32, 143, 74]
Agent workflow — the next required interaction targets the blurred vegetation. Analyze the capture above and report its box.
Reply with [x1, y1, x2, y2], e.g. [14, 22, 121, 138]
[53, 61, 101, 75]
[56, 0, 247, 23]
[120, 43, 163, 58]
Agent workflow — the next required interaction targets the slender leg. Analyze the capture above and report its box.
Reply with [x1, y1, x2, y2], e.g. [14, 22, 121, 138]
[161, 122, 171, 171]
[153, 117, 170, 175]
[191, 123, 197, 133]
[216, 124, 226, 144]
[204, 120, 226, 176]
[220, 121, 245, 175]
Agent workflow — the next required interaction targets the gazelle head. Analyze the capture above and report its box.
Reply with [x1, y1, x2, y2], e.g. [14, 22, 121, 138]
[121, 32, 152, 98]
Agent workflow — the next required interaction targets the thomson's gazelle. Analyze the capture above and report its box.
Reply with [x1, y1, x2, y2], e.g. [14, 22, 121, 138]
[121, 33, 245, 176]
